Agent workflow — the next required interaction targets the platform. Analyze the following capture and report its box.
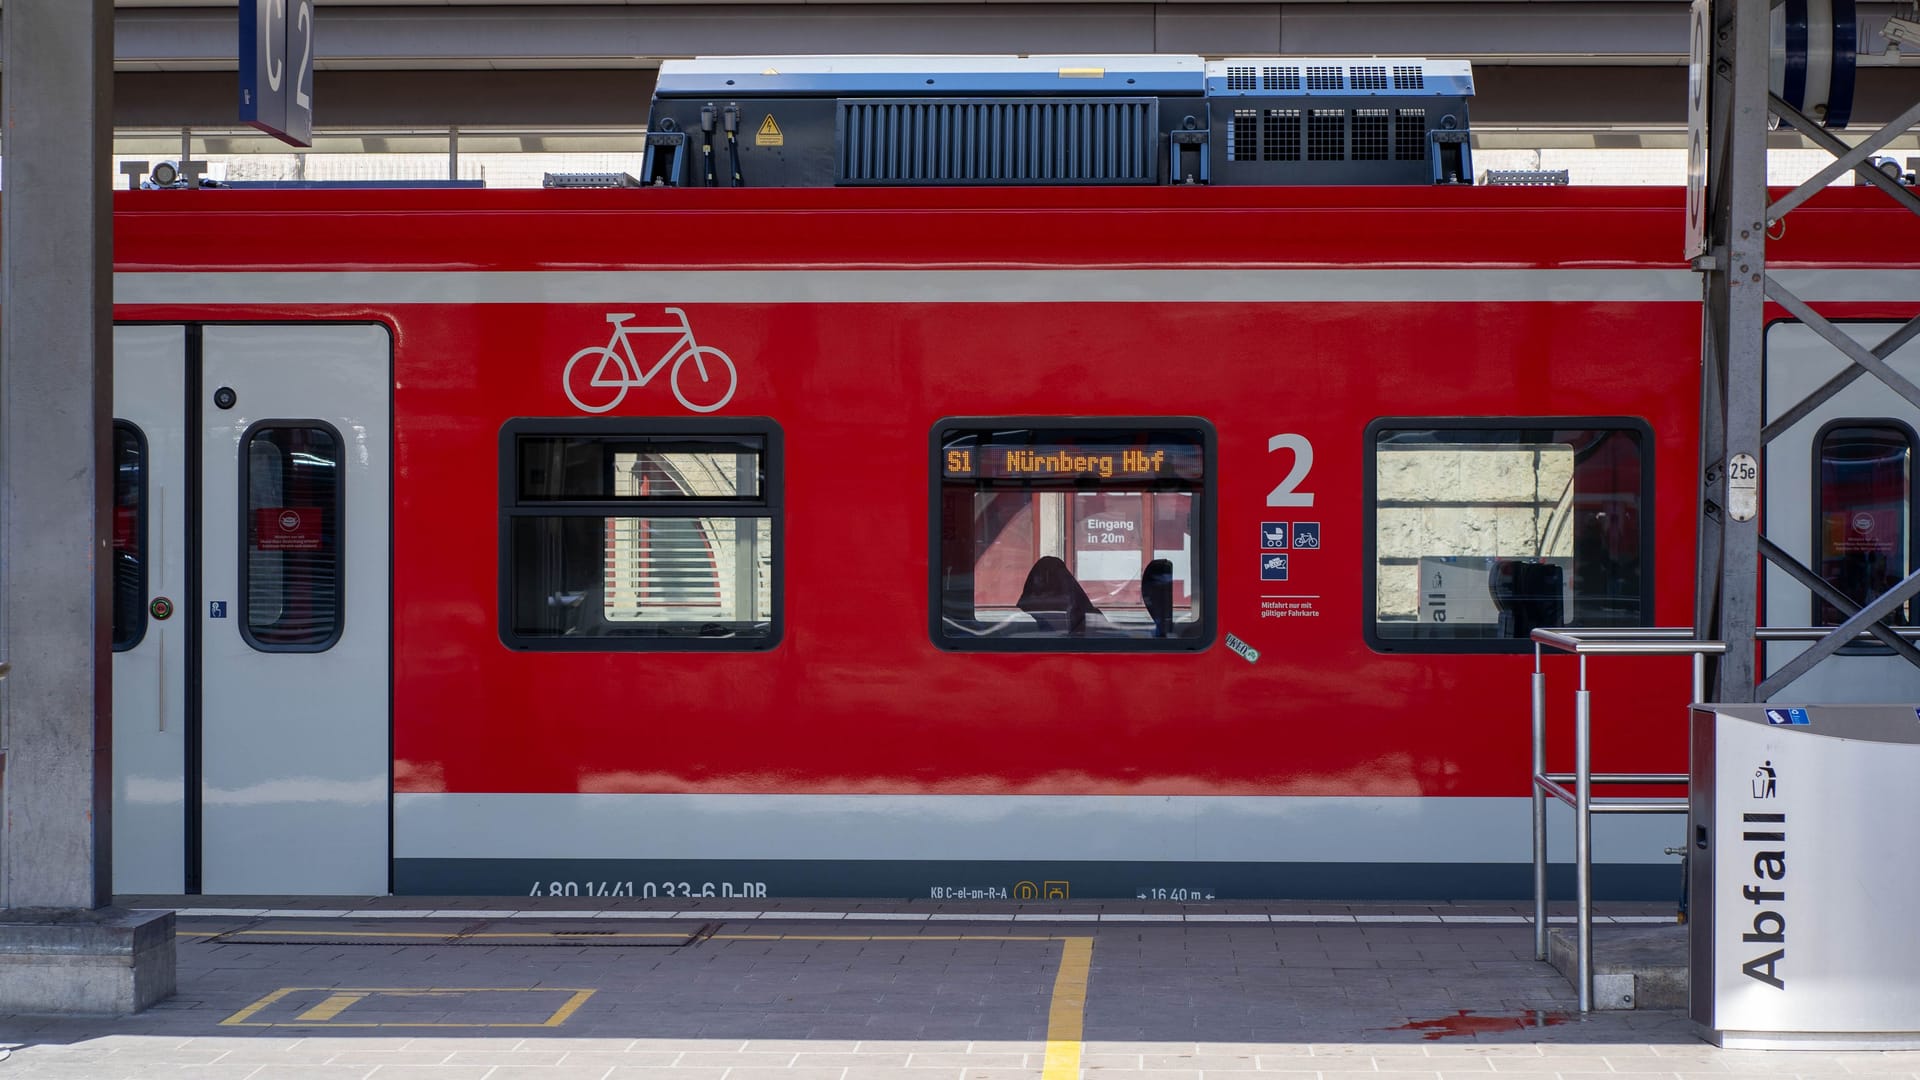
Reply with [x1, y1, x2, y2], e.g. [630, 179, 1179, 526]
[0, 897, 1913, 1079]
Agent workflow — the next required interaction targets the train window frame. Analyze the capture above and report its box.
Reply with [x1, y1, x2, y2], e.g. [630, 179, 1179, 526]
[1808, 417, 1918, 652]
[1363, 416, 1656, 655]
[112, 419, 150, 652]
[498, 416, 784, 652]
[928, 416, 1218, 653]
[238, 419, 348, 654]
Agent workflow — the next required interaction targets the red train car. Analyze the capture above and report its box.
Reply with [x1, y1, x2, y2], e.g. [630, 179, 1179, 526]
[103, 179, 1920, 900]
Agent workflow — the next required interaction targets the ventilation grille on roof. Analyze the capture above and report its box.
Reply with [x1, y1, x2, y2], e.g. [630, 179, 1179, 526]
[1265, 66, 1302, 90]
[1351, 65, 1389, 91]
[1393, 65, 1425, 90]
[837, 98, 1159, 184]
[1224, 107, 1430, 165]
[1306, 65, 1344, 91]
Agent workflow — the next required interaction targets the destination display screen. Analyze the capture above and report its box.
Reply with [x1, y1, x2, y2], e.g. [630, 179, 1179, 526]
[941, 431, 1205, 482]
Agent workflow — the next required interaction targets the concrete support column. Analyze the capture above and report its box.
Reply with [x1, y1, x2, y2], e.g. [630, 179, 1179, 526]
[1, 0, 175, 1013]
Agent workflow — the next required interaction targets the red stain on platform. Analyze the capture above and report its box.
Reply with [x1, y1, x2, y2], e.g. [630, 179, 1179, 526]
[1388, 1010, 1572, 1040]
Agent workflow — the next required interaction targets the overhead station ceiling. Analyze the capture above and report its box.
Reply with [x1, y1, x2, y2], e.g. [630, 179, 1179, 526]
[1, 1, 1917, 139]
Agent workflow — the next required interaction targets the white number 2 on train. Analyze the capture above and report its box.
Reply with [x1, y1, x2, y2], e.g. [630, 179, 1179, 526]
[1266, 433, 1315, 507]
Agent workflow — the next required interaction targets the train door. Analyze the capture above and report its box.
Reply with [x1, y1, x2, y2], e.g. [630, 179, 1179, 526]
[1763, 320, 1920, 701]
[112, 323, 392, 895]
[112, 327, 190, 893]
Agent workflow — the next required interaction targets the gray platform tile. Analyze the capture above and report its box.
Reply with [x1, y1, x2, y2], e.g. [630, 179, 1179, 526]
[317, 1049, 461, 1065]
[349, 1060, 495, 1068]
[955, 1069, 1043, 1080]
[842, 1069, 968, 1080]
[1602, 1057, 1743, 1073]
[443, 1048, 570, 1066]
[787, 1051, 915, 1067]
[1422, 1046, 1545, 1059]
[1101, 915, 1186, 923]
[1835, 1058, 1920, 1075]
[1781, 1068, 1920, 1076]
[909, 1052, 1033, 1068]
[602, 1068, 731, 1080]
[176, 908, 271, 917]
[1487, 1056, 1618, 1072]
[1273, 915, 1354, 924]
[118, 1067, 269, 1080]
[0, 1065, 143, 1080]
[588, 912, 686, 920]
[931, 914, 1016, 922]
[1283, 1058, 1386, 1073]
[843, 913, 930, 921]
[727, 1068, 869, 1080]
[673, 1050, 811, 1067]
[485, 1068, 616, 1080]
[257, 909, 356, 919]
[1015, 913, 1099, 922]
[1313, 1044, 1432, 1058]
[1140, 1054, 1267, 1070]
[1195, 1071, 1321, 1080]
[187, 1044, 338, 1064]
[1084, 1070, 1205, 1080]
[238, 1066, 380, 1080]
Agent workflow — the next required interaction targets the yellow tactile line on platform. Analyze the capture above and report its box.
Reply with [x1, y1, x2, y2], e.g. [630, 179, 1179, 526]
[1043, 937, 1092, 1080]
[208, 930, 1095, 1055]
[220, 986, 596, 1028]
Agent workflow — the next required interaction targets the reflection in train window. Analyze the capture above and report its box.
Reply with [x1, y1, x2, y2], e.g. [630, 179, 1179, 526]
[501, 419, 781, 650]
[1814, 421, 1915, 629]
[1365, 420, 1652, 652]
[112, 420, 148, 651]
[931, 419, 1215, 651]
[242, 423, 344, 652]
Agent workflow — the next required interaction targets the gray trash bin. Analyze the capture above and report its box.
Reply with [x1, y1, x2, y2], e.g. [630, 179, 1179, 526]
[1690, 704, 1920, 1049]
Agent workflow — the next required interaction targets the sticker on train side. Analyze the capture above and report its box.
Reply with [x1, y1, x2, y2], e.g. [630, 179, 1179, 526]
[1224, 633, 1260, 663]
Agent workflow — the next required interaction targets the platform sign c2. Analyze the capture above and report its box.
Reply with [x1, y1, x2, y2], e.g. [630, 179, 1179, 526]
[240, 0, 314, 147]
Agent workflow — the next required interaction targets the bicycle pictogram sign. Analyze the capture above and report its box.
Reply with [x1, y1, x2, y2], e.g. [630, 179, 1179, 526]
[563, 307, 738, 414]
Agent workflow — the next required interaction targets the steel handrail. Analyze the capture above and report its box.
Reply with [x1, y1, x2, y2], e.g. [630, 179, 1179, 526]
[1529, 627, 1721, 1013]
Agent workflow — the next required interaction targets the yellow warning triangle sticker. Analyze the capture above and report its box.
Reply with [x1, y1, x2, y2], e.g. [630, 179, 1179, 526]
[756, 114, 784, 147]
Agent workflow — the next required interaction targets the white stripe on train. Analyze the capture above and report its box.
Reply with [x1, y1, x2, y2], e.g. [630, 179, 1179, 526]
[394, 792, 1676, 864]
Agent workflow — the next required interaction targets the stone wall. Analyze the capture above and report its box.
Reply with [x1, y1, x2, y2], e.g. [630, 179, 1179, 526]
[1376, 445, 1576, 621]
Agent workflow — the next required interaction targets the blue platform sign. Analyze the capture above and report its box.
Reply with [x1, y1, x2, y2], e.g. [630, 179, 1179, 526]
[239, 0, 314, 147]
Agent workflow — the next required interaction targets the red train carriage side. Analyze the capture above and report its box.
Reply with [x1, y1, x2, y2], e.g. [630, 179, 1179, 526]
[104, 185, 1920, 900]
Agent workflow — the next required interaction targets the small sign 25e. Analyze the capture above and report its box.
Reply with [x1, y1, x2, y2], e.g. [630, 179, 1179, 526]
[239, 0, 314, 147]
